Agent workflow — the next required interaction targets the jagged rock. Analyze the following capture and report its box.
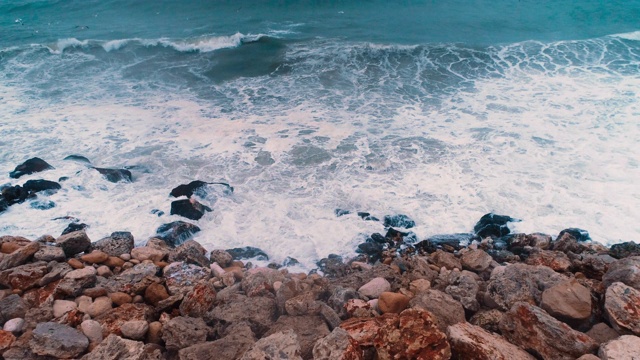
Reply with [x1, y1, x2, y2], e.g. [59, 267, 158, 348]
[210, 249, 233, 267]
[31, 322, 89, 358]
[586, 323, 619, 345]
[92, 232, 135, 257]
[447, 322, 536, 360]
[241, 268, 284, 297]
[499, 302, 598, 360]
[169, 240, 210, 267]
[430, 250, 462, 270]
[474, 213, 517, 238]
[170, 180, 232, 198]
[313, 327, 363, 360]
[9, 157, 53, 178]
[486, 263, 566, 311]
[572, 253, 614, 280]
[461, 249, 493, 273]
[121, 320, 149, 341]
[604, 282, 640, 336]
[540, 279, 592, 323]
[0, 330, 15, 354]
[102, 262, 159, 295]
[525, 250, 572, 272]
[410, 289, 465, 333]
[163, 262, 211, 296]
[179, 282, 217, 317]
[170, 199, 212, 220]
[94, 303, 154, 337]
[602, 256, 640, 290]
[0, 241, 39, 271]
[357, 277, 391, 299]
[264, 315, 330, 360]
[56, 230, 91, 257]
[317, 254, 349, 277]
[0, 261, 48, 290]
[240, 330, 303, 360]
[444, 269, 481, 312]
[22, 179, 61, 194]
[206, 295, 277, 336]
[34, 245, 65, 262]
[227, 246, 269, 261]
[0, 185, 31, 205]
[378, 292, 409, 314]
[609, 241, 640, 259]
[552, 232, 587, 254]
[156, 221, 201, 247]
[80, 334, 146, 359]
[94, 167, 132, 182]
[0, 295, 28, 321]
[598, 335, 640, 360]
[506, 233, 552, 251]
[61, 222, 89, 235]
[0, 236, 31, 253]
[178, 323, 255, 360]
[162, 316, 210, 351]
[327, 286, 358, 319]
[469, 309, 504, 334]
[383, 214, 415, 229]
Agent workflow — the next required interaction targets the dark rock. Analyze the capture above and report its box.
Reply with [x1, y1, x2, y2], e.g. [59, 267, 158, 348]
[226, 246, 269, 261]
[357, 212, 379, 221]
[61, 223, 89, 236]
[29, 200, 55, 210]
[327, 286, 358, 319]
[22, 179, 61, 194]
[91, 231, 134, 257]
[156, 221, 201, 247]
[383, 214, 415, 229]
[93, 167, 132, 183]
[370, 233, 390, 245]
[356, 241, 384, 263]
[486, 249, 519, 263]
[558, 228, 590, 242]
[416, 234, 474, 253]
[0, 241, 40, 271]
[151, 209, 164, 217]
[1, 185, 31, 205]
[282, 257, 300, 267]
[31, 322, 89, 358]
[56, 230, 91, 256]
[474, 213, 518, 238]
[63, 154, 91, 164]
[9, 157, 53, 179]
[409, 289, 466, 333]
[334, 209, 350, 217]
[610, 241, 640, 259]
[317, 254, 349, 278]
[384, 228, 408, 243]
[170, 199, 212, 220]
[170, 180, 233, 198]
[0, 294, 28, 320]
[602, 256, 640, 290]
[0, 198, 8, 213]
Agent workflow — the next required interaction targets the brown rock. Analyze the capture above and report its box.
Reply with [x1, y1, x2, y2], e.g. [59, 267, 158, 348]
[68, 258, 85, 269]
[0, 330, 16, 353]
[447, 322, 536, 360]
[499, 302, 598, 359]
[409, 289, 465, 333]
[0, 236, 31, 254]
[162, 316, 210, 351]
[56, 230, 91, 257]
[83, 286, 108, 298]
[431, 250, 461, 270]
[131, 247, 166, 262]
[241, 267, 285, 297]
[178, 324, 255, 360]
[147, 321, 163, 345]
[34, 245, 66, 262]
[526, 250, 572, 272]
[469, 309, 504, 334]
[94, 303, 154, 337]
[602, 256, 640, 290]
[540, 279, 592, 323]
[552, 232, 586, 254]
[461, 249, 493, 273]
[0, 261, 48, 291]
[378, 292, 410, 314]
[604, 282, 640, 336]
[145, 283, 169, 306]
[263, 315, 330, 360]
[586, 323, 619, 345]
[312, 327, 363, 360]
[179, 282, 217, 317]
[409, 279, 431, 294]
[104, 256, 126, 268]
[0, 241, 39, 271]
[110, 292, 133, 306]
[598, 335, 640, 360]
[486, 263, 566, 310]
[210, 249, 233, 267]
[169, 240, 210, 268]
[81, 250, 109, 264]
[102, 262, 160, 295]
[205, 295, 277, 337]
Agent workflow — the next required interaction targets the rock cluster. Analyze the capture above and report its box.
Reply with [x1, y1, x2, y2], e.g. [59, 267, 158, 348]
[0, 212, 638, 359]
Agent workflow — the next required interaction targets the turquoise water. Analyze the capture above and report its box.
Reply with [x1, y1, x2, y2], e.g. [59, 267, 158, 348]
[1, 1, 639, 267]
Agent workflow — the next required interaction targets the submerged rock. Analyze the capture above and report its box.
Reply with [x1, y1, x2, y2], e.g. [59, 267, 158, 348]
[170, 199, 212, 220]
[9, 157, 53, 179]
[22, 179, 61, 194]
[156, 221, 201, 247]
[63, 154, 91, 164]
[170, 180, 233, 198]
[227, 246, 269, 261]
[474, 213, 518, 238]
[93, 167, 132, 183]
[383, 214, 415, 229]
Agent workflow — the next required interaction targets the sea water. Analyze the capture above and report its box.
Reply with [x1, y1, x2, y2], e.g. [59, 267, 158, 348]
[1, 0, 639, 268]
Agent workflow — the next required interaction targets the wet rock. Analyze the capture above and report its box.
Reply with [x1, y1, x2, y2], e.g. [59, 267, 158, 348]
[469, 309, 504, 334]
[22, 179, 61, 194]
[62, 222, 89, 235]
[313, 327, 363, 360]
[179, 282, 217, 317]
[486, 263, 566, 311]
[525, 249, 572, 272]
[170, 180, 208, 198]
[9, 157, 53, 179]
[474, 213, 518, 238]
[461, 249, 493, 273]
[409, 289, 465, 333]
[356, 241, 384, 263]
[499, 302, 598, 360]
[164, 262, 211, 296]
[586, 323, 619, 345]
[121, 320, 149, 341]
[430, 250, 462, 270]
[317, 254, 349, 277]
[358, 277, 391, 299]
[162, 316, 209, 351]
[0, 240, 40, 271]
[64, 154, 91, 164]
[240, 329, 303, 360]
[91, 231, 135, 257]
[602, 256, 640, 290]
[80, 334, 146, 360]
[34, 245, 65, 262]
[383, 214, 415, 229]
[604, 282, 640, 336]
[447, 322, 536, 360]
[206, 295, 277, 336]
[209, 249, 233, 267]
[540, 279, 592, 323]
[378, 292, 409, 314]
[558, 228, 591, 242]
[0, 295, 28, 321]
[227, 246, 269, 261]
[264, 315, 330, 360]
[598, 335, 640, 360]
[170, 199, 212, 220]
[609, 241, 640, 259]
[169, 240, 210, 267]
[94, 167, 132, 182]
[156, 221, 201, 247]
[0, 185, 31, 205]
[31, 322, 89, 358]
[56, 230, 91, 257]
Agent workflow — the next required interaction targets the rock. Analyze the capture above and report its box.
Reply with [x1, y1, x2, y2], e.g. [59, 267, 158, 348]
[378, 292, 410, 314]
[64, 154, 91, 164]
[131, 247, 166, 262]
[210, 250, 233, 267]
[170, 180, 216, 198]
[91, 232, 135, 257]
[169, 240, 210, 267]
[179, 282, 217, 317]
[147, 321, 162, 345]
[53, 299, 77, 318]
[240, 329, 303, 360]
[144, 283, 169, 305]
[356, 241, 384, 263]
[80, 334, 146, 359]
[264, 315, 330, 360]
[0, 330, 15, 353]
[540, 279, 592, 323]
[164, 262, 211, 296]
[0, 236, 32, 253]
[328, 286, 359, 318]
[474, 213, 517, 238]
[162, 316, 209, 351]
[84, 286, 109, 298]
[0, 241, 39, 271]
[56, 230, 91, 257]
[461, 249, 493, 273]
[97, 265, 112, 277]
[576, 355, 601, 360]
[170, 199, 212, 221]
[88, 296, 113, 318]
[319, 302, 342, 330]
[602, 256, 640, 290]
[241, 267, 284, 297]
[81, 319, 103, 344]
[0, 261, 48, 290]
[61, 222, 89, 235]
[609, 241, 640, 259]
[447, 322, 536, 360]
[558, 228, 591, 242]
[572, 254, 614, 280]
[317, 254, 349, 277]
[499, 302, 598, 360]
[552, 231, 587, 254]
[22, 179, 61, 193]
[410, 279, 431, 294]
[3, 318, 24, 333]
[227, 246, 269, 261]
[383, 214, 415, 229]
[178, 324, 254, 360]
[444, 269, 481, 313]
[81, 250, 109, 264]
[156, 221, 201, 247]
[409, 289, 465, 333]
[526, 249, 572, 272]
[94, 303, 154, 338]
[430, 250, 462, 270]
[34, 245, 65, 262]
[0, 295, 28, 320]
[110, 292, 133, 306]
[586, 323, 619, 345]
[102, 262, 159, 293]
[9, 157, 53, 178]
[486, 263, 566, 310]
[357, 277, 391, 299]
[93, 167, 132, 182]
[469, 310, 504, 334]
[313, 327, 363, 360]
[68, 257, 85, 269]
[598, 335, 640, 360]
[57, 266, 97, 297]
[0, 185, 31, 206]
[31, 322, 89, 358]
[206, 295, 277, 336]
[604, 282, 640, 335]
[121, 320, 149, 341]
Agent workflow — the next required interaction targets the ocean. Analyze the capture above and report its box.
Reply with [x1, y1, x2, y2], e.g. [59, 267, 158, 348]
[1, 0, 639, 269]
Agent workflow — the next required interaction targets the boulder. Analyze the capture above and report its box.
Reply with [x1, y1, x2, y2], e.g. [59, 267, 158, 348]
[383, 214, 415, 229]
[206, 295, 277, 336]
[409, 289, 465, 333]
[598, 335, 640, 360]
[474, 213, 517, 238]
[486, 263, 566, 310]
[0, 295, 28, 321]
[93, 167, 132, 182]
[430, 250, 462, 270]
[169, 240, 210, 267]
[0, 185, 31, 205]
[31, 322, 89, 358]
[22, 179, 61, 193]
[179, 282, 217, 317]
[0, 241, 40, 271]
[378, 292, 409, 314]
[34, 245, 65, 262]
[604, 282, 640, 336]
[155, 221, 201, 247]
[609, 241, 640, 259]
[525, 250, 572, 272]
[56, 230, 91, 257]
[170, 199, 212, 221]
[444, 269, 481, 312]
[540, 279, 592, 323]
[91, 232, 135, 257]
[312, 327, 363, 360]
[602, 256, 640, 290]
[163, 262, 211, 296]
[162, 316, 210, 351]
[357, 277, 391, 299]
[80, 334, 146, 360]
[447, 322, 536, 360]
[263, 315, 330, 360]
[317, 254, 349, 277]
[552, 232, 587, 254]
[101, 262, 159, 295]
[0, 261, 48, 290]
[241, 267, 284, 297]
[9, 157, 53, 178]
[461, 249, 493, 273]
[131, 246, 166, 262]
[240, 330, 303, 360]
[210, 249, 233, 267]
[499, 302, 598, 360]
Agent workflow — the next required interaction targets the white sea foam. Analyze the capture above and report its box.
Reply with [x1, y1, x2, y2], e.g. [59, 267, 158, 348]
[611, 30, 640, 41]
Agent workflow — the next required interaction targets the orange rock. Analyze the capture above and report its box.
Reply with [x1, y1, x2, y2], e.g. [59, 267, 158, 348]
[110, 292, 133, 306]
[378, 292, 410, 314]
[144, 283, 169, 306]
[0, 330, 16, 352]
[104, 256, 125, 268]
[81, 251, 109, 264]
[68, 258, 84, 269]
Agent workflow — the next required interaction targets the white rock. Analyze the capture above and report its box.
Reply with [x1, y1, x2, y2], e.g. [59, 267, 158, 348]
[599, 335, 640, 360]
[358, 277, 391, 299]
[3, 318, 25, 333]
[210, 262, 226, 277]
[76, 295, 92, 314]
[53, 299, 78, 318]
[81, 319, 103, 343]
